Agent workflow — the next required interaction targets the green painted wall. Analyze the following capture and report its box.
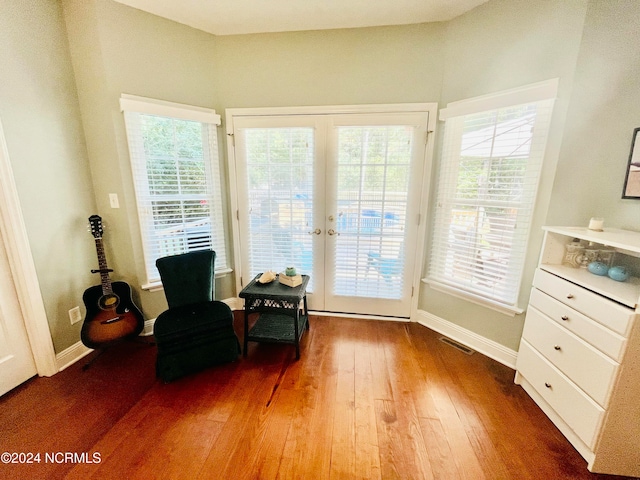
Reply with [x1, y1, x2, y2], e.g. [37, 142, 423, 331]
[62, 0, 221, 323]
[420, 0, 640, 352]
[3, 0, 639, 354]
[62, 0, 447, 325]
[547, 0, 640, 230]
[0, 0, 97, 352]
[213, 24, 445, 109]
[420, 0, 590, 350]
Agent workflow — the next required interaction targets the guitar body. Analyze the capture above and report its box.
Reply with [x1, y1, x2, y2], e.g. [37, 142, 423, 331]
[81, 281, 144, 349]
[82, 215, 145, 349]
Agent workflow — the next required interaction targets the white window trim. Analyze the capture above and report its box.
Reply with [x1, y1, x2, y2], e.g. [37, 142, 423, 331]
[120, 94, 221, 125]
[439, 79, 558, 120]
[426, 80, 558, 314]
[423, 278, 524, 317]
[142, 268, 233, 292]
[225, 103, 434, 118]
[120, 94, 228, 288]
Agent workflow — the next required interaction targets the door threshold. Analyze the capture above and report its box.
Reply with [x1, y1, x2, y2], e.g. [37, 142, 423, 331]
[309, 310, 409, 322]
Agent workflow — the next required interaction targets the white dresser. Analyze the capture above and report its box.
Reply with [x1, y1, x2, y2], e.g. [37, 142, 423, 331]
[515, 226, 640, 476]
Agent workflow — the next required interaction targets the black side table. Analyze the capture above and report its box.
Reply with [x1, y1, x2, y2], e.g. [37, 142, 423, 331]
[239, 274, 310, 359]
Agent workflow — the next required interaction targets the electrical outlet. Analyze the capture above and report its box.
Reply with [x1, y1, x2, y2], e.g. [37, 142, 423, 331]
[69, 306, 82, 325]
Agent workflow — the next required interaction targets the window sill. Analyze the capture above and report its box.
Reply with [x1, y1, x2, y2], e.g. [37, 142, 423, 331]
[422, 277, 524, 317]
[141, 267, 233, 292]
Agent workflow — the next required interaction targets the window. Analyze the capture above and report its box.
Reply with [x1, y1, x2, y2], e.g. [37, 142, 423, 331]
[427, 80, 557, 312]
[120, 95, 227, 287]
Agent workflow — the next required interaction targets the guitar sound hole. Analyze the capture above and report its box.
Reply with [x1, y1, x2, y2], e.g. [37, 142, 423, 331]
[98, 293, 120, 310]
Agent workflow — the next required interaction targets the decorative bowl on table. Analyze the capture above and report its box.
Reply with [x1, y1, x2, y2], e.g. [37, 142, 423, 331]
[257, 271, 277, 284]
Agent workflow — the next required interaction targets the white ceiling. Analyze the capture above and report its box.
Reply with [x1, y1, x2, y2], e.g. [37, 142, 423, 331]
[112, 0, 490, 36]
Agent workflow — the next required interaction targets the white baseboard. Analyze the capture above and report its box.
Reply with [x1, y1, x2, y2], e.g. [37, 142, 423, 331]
[414, 309, 518, 369]
[141, 318, 155, 336]
[56, 304, 517, 371]
[56, 341, 93, 371]
[222, 296, 244, 311]
[56, 318, 156, 371]
[54, 298, 243, 371]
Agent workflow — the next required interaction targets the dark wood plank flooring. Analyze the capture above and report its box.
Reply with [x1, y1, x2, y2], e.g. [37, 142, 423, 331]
[0, 314, 634, 479]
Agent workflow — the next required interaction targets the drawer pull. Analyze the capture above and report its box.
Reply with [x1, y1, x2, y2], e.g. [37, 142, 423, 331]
[554, 345, 562, 351]
[561, 315, 569, 321]
[566, 294, 574, 299]
[544, 382, 552, 389]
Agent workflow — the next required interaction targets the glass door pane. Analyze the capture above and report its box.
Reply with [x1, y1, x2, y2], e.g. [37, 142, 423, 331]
[233, 116, 326, 310]
[325, 114, 428, 317]
[244, 127, 314, 278]
[332, 125, 411, 298]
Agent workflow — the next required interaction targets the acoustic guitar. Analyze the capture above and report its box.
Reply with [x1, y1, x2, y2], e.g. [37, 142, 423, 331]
[81, 215, 144, 349]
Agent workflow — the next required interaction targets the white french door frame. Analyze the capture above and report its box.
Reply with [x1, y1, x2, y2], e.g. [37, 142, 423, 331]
[226, 103, 437, 319]
[0, 119, 57, 378]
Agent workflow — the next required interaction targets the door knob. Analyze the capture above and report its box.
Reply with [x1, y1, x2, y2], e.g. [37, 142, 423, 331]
[327, 229, 340, 236]
[308, 228, 321, 235]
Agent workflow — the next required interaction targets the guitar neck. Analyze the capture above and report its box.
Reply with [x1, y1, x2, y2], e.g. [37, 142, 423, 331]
[94, 238, 113, 295]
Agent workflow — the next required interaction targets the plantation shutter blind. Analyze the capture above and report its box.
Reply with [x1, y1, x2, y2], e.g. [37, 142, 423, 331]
[332, 124, 414, 300]
[120, 95, 227, 286]
[241, 126, 316, 290]
[427, 80, 557, 311]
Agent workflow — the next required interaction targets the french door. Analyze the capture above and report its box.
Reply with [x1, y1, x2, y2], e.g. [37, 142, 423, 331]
[229, 106, 432, 318]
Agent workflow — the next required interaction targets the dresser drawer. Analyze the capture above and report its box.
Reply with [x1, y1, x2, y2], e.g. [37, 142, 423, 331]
[529, 288, 627, 361]
[516, 340, 604, 448]
[533, 269, 634, 336]
[522, 307, 619, 407]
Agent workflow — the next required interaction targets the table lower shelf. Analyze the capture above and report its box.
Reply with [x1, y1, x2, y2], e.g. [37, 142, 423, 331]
[247, 313, 308, 344]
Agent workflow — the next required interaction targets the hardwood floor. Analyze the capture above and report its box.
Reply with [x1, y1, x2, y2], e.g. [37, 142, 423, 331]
[0, 314, 634, 480]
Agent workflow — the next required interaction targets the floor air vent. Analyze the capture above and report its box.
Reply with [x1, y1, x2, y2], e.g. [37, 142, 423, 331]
[439, 336, 475, 355]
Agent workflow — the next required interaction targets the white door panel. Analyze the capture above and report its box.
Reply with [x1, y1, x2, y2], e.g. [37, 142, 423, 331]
[231, 109, 430, 317]
[0, 226, 37, 396]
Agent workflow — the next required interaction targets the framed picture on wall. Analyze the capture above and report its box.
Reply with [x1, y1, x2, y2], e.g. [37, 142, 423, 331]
[622, 127, 640, 199]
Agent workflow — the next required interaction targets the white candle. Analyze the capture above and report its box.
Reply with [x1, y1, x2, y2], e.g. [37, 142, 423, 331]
[588, 217, 604, 231]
